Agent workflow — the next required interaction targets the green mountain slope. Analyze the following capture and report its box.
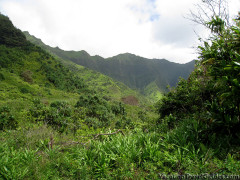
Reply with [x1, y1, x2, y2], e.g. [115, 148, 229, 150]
[105, 53, 195, 92]
[24, 31, 154, 102]
[0, 13, 156, 133]
[24, 31, 195, 95]
[59, 60, 148, 104]
[0, 16, 92, 116]
[2, 14, 151, 106]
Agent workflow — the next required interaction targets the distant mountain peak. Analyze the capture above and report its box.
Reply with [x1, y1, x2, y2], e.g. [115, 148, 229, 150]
[79, 50, 90, 56]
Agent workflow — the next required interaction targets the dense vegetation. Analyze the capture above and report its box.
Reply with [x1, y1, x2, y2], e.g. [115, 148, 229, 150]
[1, 11, 240, 179]
[0, 14, 85, 93]
[157, 13, 240, 164]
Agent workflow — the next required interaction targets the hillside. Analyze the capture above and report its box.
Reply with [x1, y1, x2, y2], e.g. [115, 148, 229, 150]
[0, 15, 86, 103]
[24, 31, 195, 99]
[0, 13, 154, 130]
[24, 31, 151, 103]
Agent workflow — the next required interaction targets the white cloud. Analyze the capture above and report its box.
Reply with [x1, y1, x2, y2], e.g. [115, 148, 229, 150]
[0, 0, 239, 63]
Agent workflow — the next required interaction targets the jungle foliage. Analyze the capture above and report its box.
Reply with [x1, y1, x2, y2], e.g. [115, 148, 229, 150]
[158, 14, 240, 151]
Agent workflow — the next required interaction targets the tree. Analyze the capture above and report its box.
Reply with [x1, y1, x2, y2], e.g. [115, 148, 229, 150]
[198, 13, 240, 132]
[186, 0, 230, 28]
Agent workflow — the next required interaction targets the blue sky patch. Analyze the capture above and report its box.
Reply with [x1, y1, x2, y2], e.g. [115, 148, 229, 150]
[150, 14, 160, 21]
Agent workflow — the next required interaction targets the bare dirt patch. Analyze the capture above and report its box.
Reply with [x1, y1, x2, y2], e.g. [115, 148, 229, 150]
[121, 95, 139, 106]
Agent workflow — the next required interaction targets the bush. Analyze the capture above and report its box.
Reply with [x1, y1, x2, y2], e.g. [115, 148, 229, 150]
[85, 117, 102, 129]
[20, 87, 30, 94]
[28, 100, 78, 133]
[41, 62, 85, 92]
[0, 73, 5, 81]
[0, 106, 18, 130]
[111, 102, 126, 116]
[75, 94, 114, 127]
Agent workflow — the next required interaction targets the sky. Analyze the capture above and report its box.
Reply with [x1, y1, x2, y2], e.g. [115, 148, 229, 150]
[0, 0, 239, 63]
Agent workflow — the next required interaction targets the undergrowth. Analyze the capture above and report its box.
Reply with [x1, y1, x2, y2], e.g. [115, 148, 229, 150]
[0, 127, 239, 179]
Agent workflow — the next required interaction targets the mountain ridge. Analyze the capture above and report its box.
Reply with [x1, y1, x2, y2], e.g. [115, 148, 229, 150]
[24, 31, 195, 98]
[19, 32, 148, 103]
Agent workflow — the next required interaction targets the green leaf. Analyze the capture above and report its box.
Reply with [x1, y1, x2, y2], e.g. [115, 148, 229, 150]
[3, 166, 8, 172]
[234, 61, 240, 66]
[232, 79, 239, 87]
[200, 143, 207, 153]
[224, 67, 232, 71]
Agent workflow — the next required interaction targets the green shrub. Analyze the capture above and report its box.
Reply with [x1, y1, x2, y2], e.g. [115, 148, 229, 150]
[41, 62, 85, 92]
[111, 102, 126, 116]
[85, 117, 102, 129]
[0, 145, 37, 179]
[75, 94, 114, 127]
[50, 101, 72, 117]
[0, 106, 18, 130]
[29, 100, 77, 133]
[20, 87, 30, 94]
[115, 116, 134, 129]
[0, 73, 5, 81]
